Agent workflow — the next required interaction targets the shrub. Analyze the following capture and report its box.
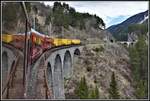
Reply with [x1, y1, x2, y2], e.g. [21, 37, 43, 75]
[93, 46, 104, 52]
[87, 66, 92, 72]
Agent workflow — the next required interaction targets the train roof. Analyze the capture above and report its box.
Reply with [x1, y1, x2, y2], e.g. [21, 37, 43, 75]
[2, 29, 46, 37]
[31, 28, 45, 37]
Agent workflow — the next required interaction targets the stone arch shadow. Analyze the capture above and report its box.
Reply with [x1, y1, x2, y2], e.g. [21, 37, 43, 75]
[2, 51, 9, 90]
[53, 54, 65, 99]
[2, 47, 16, 90]
[46, 62, 53, 98]
[63, 50, 72, 79]
[74, 48, 81, 56]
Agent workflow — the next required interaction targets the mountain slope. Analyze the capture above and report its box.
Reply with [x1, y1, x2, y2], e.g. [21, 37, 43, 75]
[2, 2, 109, 44]
[107, 10, 148, 41]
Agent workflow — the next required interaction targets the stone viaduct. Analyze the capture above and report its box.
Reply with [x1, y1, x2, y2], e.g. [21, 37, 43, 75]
[2, 44, 83, 99]
[117, 41, 136, 47]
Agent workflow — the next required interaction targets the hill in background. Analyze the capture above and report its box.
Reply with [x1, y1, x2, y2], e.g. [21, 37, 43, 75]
[107, 10, 148, 41]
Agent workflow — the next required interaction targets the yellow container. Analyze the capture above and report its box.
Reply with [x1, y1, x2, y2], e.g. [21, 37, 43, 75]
[53, 38, 80, 46]
[53, 38, 62, 46]
[62, 39, 72, 45]
[67, 39, 72, 45]
[61, 39, 68, 45]
[2, 34, 13, 43]
[71, 39, 81, 44]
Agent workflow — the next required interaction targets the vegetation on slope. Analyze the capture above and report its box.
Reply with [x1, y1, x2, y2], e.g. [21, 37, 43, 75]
[129, 35, 148, 98]
[107, 10, 148, 41]
[128, 23, 148, 36]
[74, 76, 100, 99]
[2, 2, 105, 35]
[45, 2, 105, 32]
[111, 23, 148, 41]
[108, 72, 120, 99]
[2, 3, 25, 33]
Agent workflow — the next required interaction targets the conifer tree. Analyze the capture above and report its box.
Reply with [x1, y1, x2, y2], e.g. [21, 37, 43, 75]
[135, 35, 148, 80]
[75, 76, 89, 99]
[90, 88, 96, 99]
[89, 85, 99, 99]
[108, 72, 120, 99]
[136, 80, 147, 99]
[129, 35, 148, 98]
[129, 46, 140, 81]
[95, 85, 99, 98]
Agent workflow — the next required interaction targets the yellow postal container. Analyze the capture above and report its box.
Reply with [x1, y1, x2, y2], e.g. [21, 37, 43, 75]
[2, 34, 13, 43]
[71, 39, 81, 44]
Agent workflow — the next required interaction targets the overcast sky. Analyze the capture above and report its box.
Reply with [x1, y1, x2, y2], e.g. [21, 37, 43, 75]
[43, 1, 148, 28]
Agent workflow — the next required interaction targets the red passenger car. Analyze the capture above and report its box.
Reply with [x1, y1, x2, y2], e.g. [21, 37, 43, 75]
[42, 35, 54, 51]
[30, 30, 43, 62]
[30, 29, 54, 63]
[10, 34, 29, 51]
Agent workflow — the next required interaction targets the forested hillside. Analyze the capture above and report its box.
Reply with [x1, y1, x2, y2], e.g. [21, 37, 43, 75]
[2, 2, 110, 44]
[2, 2, 105, 35]
[107, 10, 148, 41]
[128, 28, 148, 99]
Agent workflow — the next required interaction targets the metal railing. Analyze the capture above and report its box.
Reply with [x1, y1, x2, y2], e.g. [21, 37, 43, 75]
[2, 56, 20, 98]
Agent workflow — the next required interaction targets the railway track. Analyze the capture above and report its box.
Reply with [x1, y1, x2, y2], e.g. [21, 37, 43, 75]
[44, 44, 83, 57]
[31, 44, 83, 65]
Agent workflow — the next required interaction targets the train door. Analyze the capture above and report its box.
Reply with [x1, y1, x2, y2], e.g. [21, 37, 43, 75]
[30, 32, 43, 63]
[30, 33, 37, 61]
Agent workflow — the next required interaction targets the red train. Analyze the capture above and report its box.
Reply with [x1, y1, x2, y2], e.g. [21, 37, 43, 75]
[2, 29, 54, 64]
[2, 28, 81, 64]
[30, 29, 54, 63]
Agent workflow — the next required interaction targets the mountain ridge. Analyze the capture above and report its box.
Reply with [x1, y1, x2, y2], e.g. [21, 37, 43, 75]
[107, 10, 148, 41]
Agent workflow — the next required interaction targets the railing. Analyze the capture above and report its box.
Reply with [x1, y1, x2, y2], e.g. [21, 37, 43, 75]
[2, 56, 20, 98]
[44, 69, 53, 99]
[43, 54, 53, 99]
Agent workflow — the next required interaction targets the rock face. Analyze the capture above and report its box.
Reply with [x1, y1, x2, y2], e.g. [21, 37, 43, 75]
[65, 42, 135, 99]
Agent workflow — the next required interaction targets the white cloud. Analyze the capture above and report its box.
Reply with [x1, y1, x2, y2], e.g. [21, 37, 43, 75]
[43, 1, 148, 28]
